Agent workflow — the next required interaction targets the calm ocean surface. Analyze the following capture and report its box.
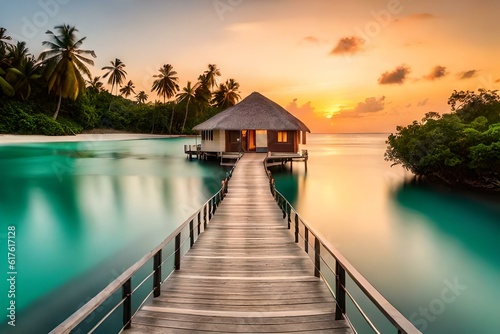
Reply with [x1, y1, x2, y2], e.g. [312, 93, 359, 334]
[271, 133, 500, 334]
[0, 137, 226, 333]
[0, 134, 498, 333]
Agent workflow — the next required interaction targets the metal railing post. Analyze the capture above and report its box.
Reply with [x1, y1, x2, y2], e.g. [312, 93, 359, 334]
[175, 233, 181, 270]
[203, 205, 207, 229]
[197, 211, 201, 235]
[294, 214, 299, 243]
[122, 279, 132, 329]
[335, 261, 346, 320]
[304, 227, 309, 253]
[189, 219, 194, 248]
[153, 250, 162, 297]
[314, 238, 320, 278]
[287, 204, 291, 228]
[285, 202, 289, 224]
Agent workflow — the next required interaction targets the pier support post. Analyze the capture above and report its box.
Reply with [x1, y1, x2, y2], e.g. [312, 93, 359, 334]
[294, 214, 299, 243]
[203, 206, 207, 230]
[197, 212, 201, 235]
[335, 262, 346, 320]
[282, 200, 287, 220]
[189, 219, 194, 248]
[305, 227, 309, 253]
[122, 279, 132, 329]
[314, 238, 320, 278]
[175, 233, 181, 270]
[153, 250, 162, 297]
[287, 203, 291, 229]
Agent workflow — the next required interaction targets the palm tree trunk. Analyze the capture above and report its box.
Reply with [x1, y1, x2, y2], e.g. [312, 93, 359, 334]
[53, 95, 62, 120]
[182, 99, 190, 133]
[169, 105, 175, 134]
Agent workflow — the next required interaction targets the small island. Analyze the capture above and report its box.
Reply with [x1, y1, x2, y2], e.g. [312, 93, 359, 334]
[385, 89, 500, 191]
[0, 25, 241, 136]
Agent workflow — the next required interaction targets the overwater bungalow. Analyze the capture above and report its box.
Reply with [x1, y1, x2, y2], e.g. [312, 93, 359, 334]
[192, 92, 310, 155]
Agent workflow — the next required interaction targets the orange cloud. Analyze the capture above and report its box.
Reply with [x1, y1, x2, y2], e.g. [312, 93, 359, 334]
[303, 36, 319, 43]
[378, 65, 411, 85]
[333, 96, 386, 119]
[286, 99, 333, 133]
[330, 36, 365, 55]
[459, 70, 478, 80]
[424, 66, 447, 80]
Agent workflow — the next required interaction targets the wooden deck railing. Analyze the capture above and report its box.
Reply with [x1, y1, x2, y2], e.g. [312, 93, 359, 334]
[51, 152, 419, 334]
[49, 159, 238, 334]
[183, 144, 201, 153]
[264, 159, 421, 334]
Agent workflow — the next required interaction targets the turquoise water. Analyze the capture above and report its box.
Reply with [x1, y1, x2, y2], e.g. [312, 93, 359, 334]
[0, 137, 226, 333]
[271, 134, 500, 334]
[1, 134, 498, 334]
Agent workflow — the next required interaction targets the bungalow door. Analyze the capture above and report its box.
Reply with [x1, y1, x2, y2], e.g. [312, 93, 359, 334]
[225, 130, 241, 152]
[247, 130, 256, 151]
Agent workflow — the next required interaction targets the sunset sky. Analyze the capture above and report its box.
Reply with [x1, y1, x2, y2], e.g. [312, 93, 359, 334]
[3, 0, 500, 133]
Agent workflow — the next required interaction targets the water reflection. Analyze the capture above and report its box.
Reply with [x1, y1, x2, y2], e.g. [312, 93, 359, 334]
[394, 180, 500, 266]
[0, 138, 226, 333]
[270, 134, 500, 334]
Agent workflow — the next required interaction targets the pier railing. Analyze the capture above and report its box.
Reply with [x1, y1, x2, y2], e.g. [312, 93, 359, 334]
[50, 161, 238, 334]
[183, 144, 201, 153]
[265, 160, 421, 334]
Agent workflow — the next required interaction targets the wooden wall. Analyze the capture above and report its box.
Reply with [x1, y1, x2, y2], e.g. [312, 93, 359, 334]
[267, 130, 298, 153]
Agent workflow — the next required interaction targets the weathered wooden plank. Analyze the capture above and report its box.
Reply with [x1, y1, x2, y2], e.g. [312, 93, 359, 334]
[133, 312, 340, 325]
[129, 323, 352, 334]
[132, 317, 347, 332]
[128, 153, 352, 334]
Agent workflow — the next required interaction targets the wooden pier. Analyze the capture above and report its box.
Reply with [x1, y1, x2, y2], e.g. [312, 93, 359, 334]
[128, 153, 352, 333]
[184, 144, 202, 160]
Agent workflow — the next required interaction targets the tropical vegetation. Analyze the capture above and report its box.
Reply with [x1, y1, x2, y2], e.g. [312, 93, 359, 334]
[38, 24, 97, 120]
[0, 25, 241, 136]
[385, 89, 500, 190]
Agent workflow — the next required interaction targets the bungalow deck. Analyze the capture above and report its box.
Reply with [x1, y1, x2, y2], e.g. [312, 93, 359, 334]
[127, 153, 352, 333]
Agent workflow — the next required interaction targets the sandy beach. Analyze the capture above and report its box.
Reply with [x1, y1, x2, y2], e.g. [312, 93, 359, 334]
[0, 133, 180, 145]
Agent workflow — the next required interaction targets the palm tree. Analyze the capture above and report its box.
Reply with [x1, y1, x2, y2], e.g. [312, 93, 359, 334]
[120, 80, 136, 98]
[135, 91, 148, 104]
[213, 79, 241, 109]
[38, 24, 96, 119]
[0, 68, 14, 96]
[6, 41, 30, 68]
[204, 64, 221, 92]
[7, 56, 41, 100]
[0, 29, 14, 96]
[151, 64, 179, 133]
[0, 27, 12, 57]
[86, 75, 104, 93]
[177, 81, 199, 133]
[151, 64, 179, 103]
[102, 58, 127, 95]
[194, 73, 211, 109]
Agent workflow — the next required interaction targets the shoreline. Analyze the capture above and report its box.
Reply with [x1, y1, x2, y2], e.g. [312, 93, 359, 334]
[0, 133, 183, 145]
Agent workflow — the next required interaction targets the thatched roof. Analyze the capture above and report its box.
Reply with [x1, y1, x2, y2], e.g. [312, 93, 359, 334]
[193, 92, 310, 132]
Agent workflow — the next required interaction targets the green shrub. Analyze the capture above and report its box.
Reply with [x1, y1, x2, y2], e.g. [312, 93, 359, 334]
[386, 90, 500, 190]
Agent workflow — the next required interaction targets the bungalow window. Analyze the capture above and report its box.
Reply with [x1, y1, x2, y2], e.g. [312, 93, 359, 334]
[202, 130, 214, 141]
[277, 131, 288, 143]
